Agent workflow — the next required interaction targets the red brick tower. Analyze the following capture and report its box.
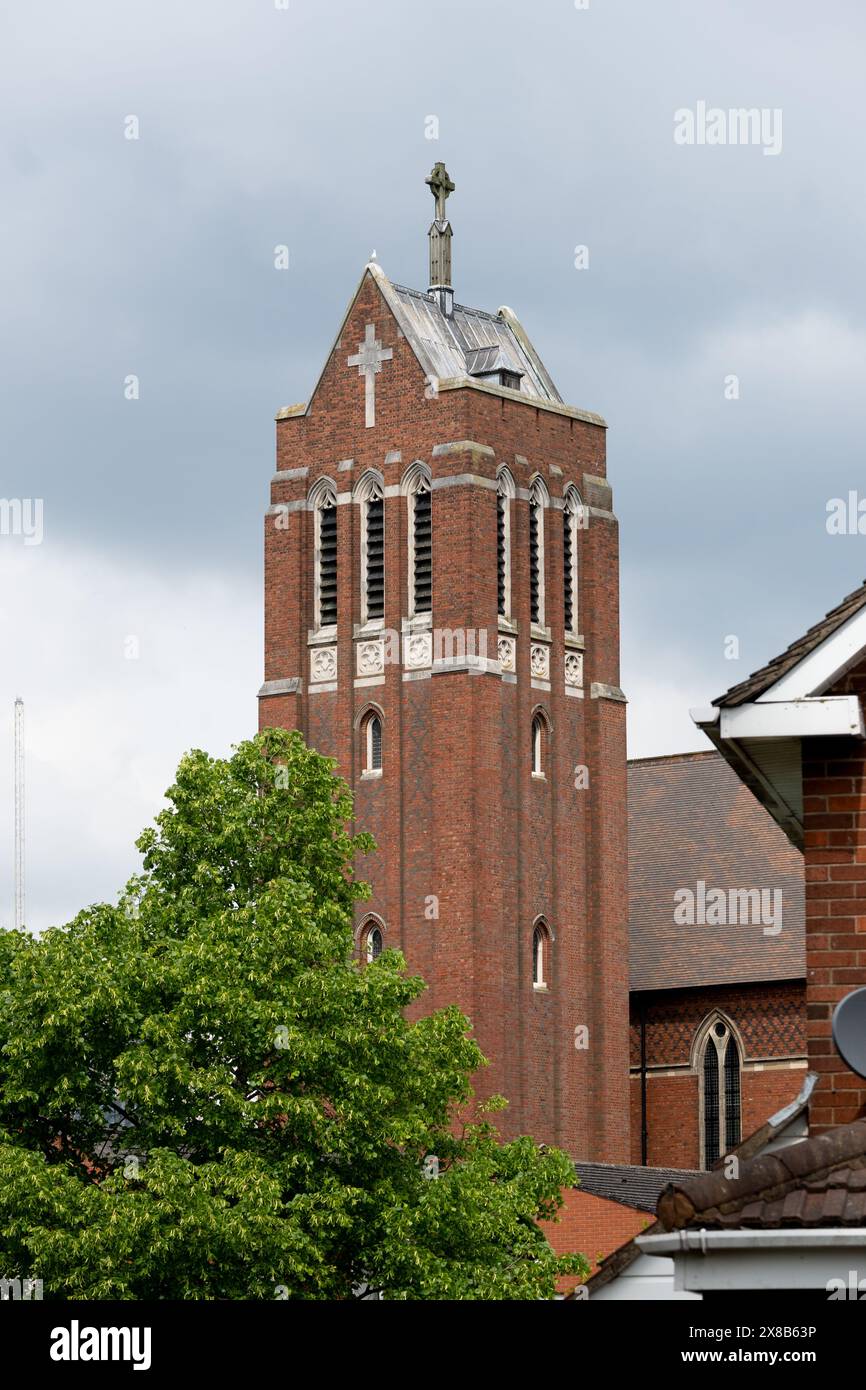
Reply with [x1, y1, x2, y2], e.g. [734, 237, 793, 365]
[258, 168, 629, 1160]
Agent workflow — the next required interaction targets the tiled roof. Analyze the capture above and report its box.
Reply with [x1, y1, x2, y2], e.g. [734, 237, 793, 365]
[657, 1118, 866, 1230]
[574, 1161, 700, 1214]
[715, 579, 866, 707]
[628, 751, 804, 991]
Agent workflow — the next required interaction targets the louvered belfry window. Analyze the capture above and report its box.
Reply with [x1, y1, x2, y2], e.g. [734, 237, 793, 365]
[496, 470, 513, 622]
[529, 490, 542, 625]
[497, 489, 507, 618]
[412, 482, 432, 614]
[318, 496, 338, 627]
[365, 491, 384, 621]
[563, 488, 581, 635]
[563, 507, 574, 632]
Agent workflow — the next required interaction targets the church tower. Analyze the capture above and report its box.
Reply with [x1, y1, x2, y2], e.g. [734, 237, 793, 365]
[259, 168, 629, 1161]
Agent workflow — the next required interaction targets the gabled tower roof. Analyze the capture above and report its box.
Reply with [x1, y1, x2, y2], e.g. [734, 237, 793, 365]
[283, 259, 605, 428]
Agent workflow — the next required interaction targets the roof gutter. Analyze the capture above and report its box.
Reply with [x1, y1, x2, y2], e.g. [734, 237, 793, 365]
[639, 1227, 866, 1292]
[640, 1227, 866, 1254]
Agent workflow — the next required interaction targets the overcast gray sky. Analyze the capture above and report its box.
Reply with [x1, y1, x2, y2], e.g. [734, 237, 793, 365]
[2, 0, 866, 930]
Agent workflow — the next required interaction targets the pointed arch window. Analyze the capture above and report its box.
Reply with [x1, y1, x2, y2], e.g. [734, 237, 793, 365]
[497, 468, 515, 621]
[697, 1017, 742, 1168]
[563, 486, 581, 636]
[529, 479, 547, 628]
[356, 472, 385, 625]
[532, 921, 551, 989]
[404, 464, 432, 617]
[360, 709, 383, 776]
[703, 1041, 720, 1166]
[724, 1035, 742, 1152]
[360, 917, 385, 964]
[311, 479, 338, 630]
[531, 712, 547, 777]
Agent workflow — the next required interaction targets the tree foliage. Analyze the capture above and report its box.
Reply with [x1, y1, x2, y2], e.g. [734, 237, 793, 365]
[0, 730, 586, 1299]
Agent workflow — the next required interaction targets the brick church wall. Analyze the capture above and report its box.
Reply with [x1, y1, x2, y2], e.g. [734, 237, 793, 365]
[628, 980, 806, 1167]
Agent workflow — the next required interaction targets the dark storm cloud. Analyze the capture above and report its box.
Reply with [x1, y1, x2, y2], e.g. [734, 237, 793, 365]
[1, 0, 866, 915]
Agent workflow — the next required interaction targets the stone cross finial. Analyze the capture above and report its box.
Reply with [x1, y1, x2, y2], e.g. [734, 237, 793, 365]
[426, 163, 455, 221]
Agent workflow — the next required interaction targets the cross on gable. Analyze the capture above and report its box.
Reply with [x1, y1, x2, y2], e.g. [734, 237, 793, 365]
[347, 323, 393, 428]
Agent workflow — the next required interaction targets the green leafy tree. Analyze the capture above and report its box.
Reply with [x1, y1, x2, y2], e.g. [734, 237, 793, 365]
[0, 730, 586, 1299]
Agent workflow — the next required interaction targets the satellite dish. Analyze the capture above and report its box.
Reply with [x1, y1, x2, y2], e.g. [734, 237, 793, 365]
[832, 987, 866, 1079]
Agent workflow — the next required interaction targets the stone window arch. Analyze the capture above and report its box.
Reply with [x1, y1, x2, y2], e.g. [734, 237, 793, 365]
[496, 466, 516, 622]
[563, 485, 582, 636]
[694, 1012, 743, 1169]
[532, 917, 553, 989]
[356, 702, 384, 777]
[529, 476, 549, 628]
[308, 476, 338, 630]
[402, 461, 432, 617]
[358, 913, 386, 964]
[354, 469, 385, 625]
[531, 706, 551, 778]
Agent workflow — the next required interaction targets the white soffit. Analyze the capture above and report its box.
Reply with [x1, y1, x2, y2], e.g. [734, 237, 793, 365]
[738, 736, 803, 823]
[756, 602, 866, 702]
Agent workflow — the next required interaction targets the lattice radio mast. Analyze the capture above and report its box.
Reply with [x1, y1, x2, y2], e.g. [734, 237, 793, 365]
[14, 697, 25, 930]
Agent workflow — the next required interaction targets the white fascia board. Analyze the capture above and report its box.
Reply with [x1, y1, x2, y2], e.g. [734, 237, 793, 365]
[757, 603, 866, 702]
[719, 695, 864, 741]
[689, 706, 719, 727]
[639, 1229, 866, 1293]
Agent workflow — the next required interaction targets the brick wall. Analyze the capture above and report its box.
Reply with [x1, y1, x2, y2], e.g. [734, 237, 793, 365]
[259, 269, 630, 1160]
[628, 980, 806, 1167]
[803, 652, 866, 1130]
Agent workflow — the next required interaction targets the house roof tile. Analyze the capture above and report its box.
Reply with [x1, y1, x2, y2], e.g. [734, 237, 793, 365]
[657, 1118, 866, 1230]
[574, 1161, 700, 1214]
